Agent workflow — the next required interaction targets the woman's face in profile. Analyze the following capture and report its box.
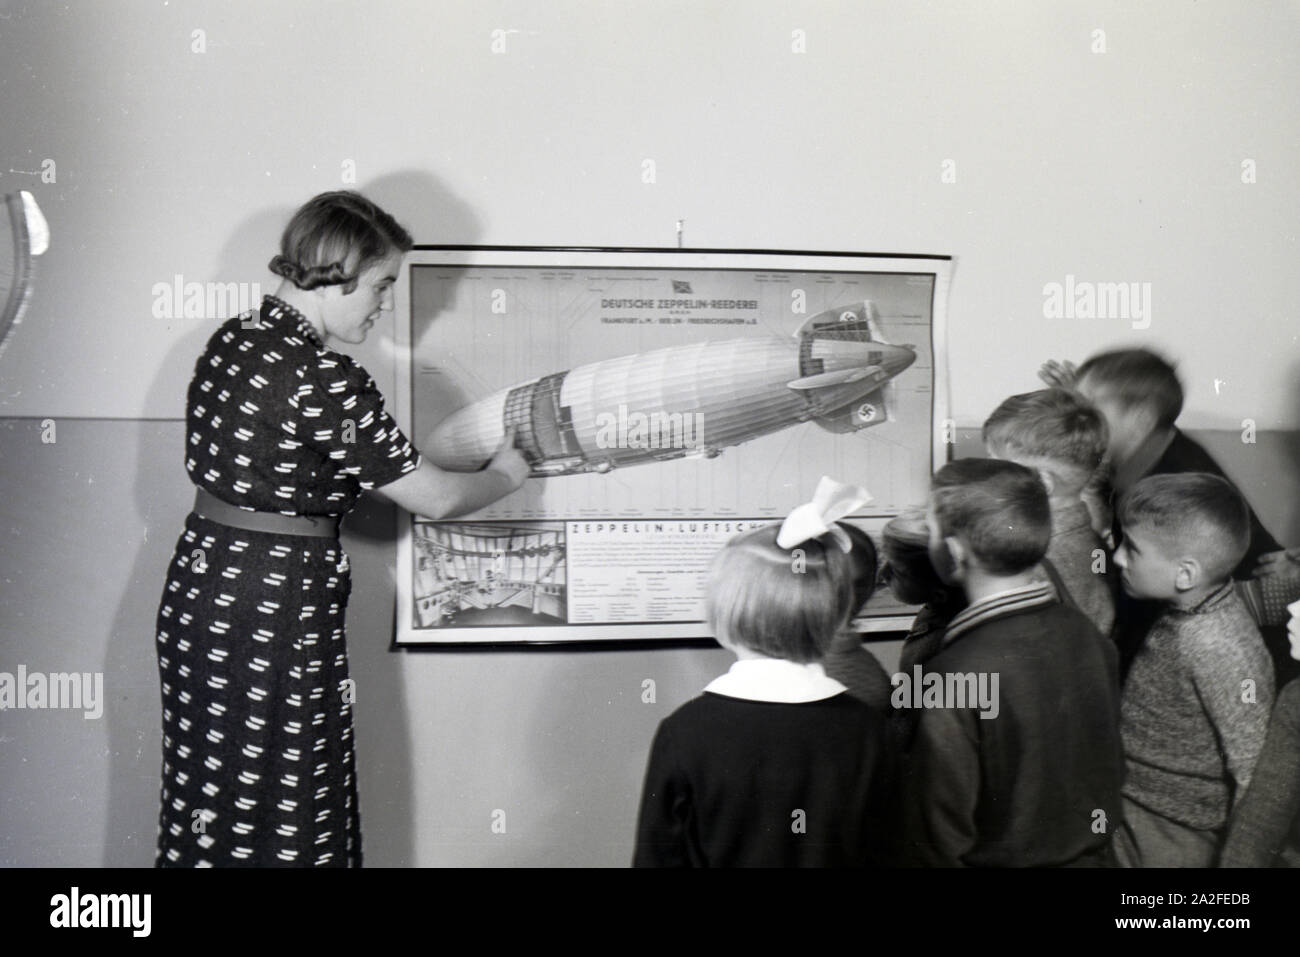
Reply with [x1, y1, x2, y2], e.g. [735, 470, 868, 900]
[320, 250, 403, 344]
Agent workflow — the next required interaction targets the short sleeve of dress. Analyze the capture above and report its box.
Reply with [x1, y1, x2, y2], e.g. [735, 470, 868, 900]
[303, 351, 422, 491]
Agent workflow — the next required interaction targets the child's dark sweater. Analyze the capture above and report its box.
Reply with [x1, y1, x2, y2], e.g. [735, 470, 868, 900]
[633, 686, 893, 867]
[823, 632, 893, 713]
[1221, 677, 1300, 866]
[901, 583, 1123, 867]
[1121, 583, 1274, 832]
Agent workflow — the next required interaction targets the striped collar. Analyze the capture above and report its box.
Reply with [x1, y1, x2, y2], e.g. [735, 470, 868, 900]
[704, 658, 847, 703]
[940, 581, 1057, 649]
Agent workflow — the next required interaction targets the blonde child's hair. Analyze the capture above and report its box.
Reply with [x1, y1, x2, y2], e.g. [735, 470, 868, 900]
[982, 388, 1108, 496]
[708, 524, 855, 663]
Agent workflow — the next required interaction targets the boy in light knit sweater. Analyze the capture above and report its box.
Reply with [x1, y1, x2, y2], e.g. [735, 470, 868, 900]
[1113, 473, 1275, 867]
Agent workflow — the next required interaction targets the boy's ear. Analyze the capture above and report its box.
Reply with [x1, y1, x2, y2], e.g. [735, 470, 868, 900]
[943, 534, 969, 579]
[1174, 556, 1202, 592]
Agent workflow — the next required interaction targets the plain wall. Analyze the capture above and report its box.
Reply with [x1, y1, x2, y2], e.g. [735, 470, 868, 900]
[2, 1, 1298, 867]
[1, 0, 1297, 426]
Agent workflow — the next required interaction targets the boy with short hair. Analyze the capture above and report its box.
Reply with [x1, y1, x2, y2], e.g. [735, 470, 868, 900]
[900, 459, 1123, 867]
[1113, 473, 1275, 867]
[983, 388, 1117, 637]
[1071, 351, 1277, 559]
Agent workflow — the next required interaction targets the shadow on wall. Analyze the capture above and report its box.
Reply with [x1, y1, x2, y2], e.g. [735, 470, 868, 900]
[101, 170, 481, 866]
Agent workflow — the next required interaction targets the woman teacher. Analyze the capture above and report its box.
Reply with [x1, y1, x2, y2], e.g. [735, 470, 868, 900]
[153, 191, 529, 866]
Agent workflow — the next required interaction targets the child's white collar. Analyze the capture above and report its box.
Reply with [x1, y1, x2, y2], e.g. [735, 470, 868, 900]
[704, 658, 847, 703]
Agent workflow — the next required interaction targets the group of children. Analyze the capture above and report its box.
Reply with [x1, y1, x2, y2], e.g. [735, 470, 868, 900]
[633, 348, 1300, 867]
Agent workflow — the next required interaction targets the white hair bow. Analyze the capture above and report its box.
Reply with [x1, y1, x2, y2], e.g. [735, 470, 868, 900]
[776, 476, 873, 552]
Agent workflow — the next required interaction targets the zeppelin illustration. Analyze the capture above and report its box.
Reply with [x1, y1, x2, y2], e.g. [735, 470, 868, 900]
[426, 301, 917, 477]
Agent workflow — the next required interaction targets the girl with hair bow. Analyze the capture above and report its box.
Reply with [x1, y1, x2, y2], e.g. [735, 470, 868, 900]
[633, 477, 897, 867]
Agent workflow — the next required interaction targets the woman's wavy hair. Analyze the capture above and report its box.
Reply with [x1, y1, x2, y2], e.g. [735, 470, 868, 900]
[268, 191, 413, 294]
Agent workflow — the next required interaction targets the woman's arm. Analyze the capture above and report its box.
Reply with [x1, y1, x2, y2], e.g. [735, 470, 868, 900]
[373, 429, 531, 520]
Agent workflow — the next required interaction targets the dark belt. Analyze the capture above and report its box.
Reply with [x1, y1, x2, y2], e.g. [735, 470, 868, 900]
[192, 486, 340, 539]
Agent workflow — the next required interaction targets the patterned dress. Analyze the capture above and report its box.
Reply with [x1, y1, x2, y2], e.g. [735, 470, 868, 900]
[154, 295, 421, 867]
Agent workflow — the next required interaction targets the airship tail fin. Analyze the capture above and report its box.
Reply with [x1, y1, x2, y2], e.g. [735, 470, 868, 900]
[812, 387, 889, 433]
